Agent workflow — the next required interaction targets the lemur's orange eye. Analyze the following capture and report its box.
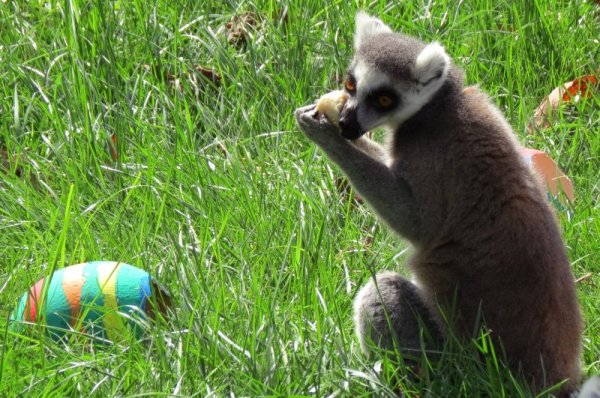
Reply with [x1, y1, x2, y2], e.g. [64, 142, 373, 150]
[345, 79, 355, 92]
[377, 95, 393, 108]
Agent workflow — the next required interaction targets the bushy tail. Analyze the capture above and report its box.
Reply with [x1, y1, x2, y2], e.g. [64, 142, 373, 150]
[577, 376, 600, 398]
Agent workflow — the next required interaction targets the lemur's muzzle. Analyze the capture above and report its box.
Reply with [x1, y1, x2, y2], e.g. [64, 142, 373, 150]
[339, 104, 366, 140]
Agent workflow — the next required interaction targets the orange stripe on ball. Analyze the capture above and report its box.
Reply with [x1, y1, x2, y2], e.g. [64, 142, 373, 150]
[61, 263, 86, 327]
[26, 278, 45, 322]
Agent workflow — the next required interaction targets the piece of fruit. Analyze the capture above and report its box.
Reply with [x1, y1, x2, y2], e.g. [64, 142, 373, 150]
[316, 90, 348, 126]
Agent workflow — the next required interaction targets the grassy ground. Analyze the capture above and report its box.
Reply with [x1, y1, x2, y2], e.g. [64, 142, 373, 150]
[0, 0, 598, 396]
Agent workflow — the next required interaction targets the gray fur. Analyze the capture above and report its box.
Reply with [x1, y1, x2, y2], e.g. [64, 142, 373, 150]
[295, 103, 422, 242]
[295, 13, 585, 398]
[353, 271, 443, 358]
[579, 377, 600, 398]
[357, 33, 426, 80]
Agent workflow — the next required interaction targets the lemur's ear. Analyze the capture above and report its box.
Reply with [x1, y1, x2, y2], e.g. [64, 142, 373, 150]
[413, 42, 450, 85]
[354, 12, 392, 50]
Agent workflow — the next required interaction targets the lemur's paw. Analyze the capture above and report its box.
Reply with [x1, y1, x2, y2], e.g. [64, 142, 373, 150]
[295, 104, 341, 142]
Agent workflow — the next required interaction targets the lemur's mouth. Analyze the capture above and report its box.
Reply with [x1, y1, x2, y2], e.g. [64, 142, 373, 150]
[339, 105, 366, 140]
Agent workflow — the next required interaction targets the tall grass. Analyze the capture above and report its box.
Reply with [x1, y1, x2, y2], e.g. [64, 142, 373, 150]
[1, 0, 598, 396]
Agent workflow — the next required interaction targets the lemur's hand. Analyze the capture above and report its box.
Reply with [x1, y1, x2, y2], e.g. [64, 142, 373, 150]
[295, 104, 342, 145]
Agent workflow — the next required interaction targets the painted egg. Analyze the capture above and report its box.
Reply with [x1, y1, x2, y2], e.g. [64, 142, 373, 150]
[10, 261, 171, 342]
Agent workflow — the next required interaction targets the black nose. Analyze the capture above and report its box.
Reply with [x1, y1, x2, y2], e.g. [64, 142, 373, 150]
[339, 109, 365, 140]
[338, 118, 350, 131]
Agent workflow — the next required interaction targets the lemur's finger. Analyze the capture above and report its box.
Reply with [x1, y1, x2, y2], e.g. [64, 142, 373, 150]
[294, 104, 317, 119]
[297, 108, 322, 126]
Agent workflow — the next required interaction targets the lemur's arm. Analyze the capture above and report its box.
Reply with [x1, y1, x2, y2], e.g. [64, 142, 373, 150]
[351, 135, 388, 164]
[295, 104, 421, 242]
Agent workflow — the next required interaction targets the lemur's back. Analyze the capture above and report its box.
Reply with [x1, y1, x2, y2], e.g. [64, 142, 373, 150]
[394, 85, 583, 393]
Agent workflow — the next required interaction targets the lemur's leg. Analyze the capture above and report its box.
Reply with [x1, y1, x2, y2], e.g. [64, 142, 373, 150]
[353, 271, 444, 358]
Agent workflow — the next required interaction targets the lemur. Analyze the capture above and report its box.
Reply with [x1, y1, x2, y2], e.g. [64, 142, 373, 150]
[295, 12, 598, 398]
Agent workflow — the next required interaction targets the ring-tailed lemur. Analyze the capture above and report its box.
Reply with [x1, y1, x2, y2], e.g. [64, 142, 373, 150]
[295, 12, 599, 398]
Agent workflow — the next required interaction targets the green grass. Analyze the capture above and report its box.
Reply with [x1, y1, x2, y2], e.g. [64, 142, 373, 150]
[0, 0, 598, 396]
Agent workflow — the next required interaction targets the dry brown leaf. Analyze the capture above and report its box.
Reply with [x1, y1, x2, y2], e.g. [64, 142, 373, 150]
[195, 66, 222, 84]
[520, 147, 575, 203]
[273, 7, 288, 26]
[143, 64, 221, 97]
[575, 272, 593, 284]
[224, 12, 261, 47]
[335, 176, 364, 207]
[1, 146, 38, 186]
[528, 74, 598, 132]
[108, 133, 118, 161]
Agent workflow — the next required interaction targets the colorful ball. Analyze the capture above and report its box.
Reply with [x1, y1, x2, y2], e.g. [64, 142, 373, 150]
[10, 261, 171, 342]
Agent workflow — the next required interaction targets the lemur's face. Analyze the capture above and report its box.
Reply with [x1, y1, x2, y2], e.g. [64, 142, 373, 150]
[339, 61, 402, 139]
[338, 13, 450, 139]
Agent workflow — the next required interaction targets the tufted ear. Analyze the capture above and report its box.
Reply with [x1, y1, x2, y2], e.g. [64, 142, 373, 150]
[354, 12, 392, 50]
[413, 42, 450, 85]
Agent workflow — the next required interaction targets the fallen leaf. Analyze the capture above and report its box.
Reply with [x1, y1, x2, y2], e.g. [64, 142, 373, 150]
[143, 63, 221, 96]
[528, 74, 598, 132]
[195, 66, 222, 84]
[109, 133, 118, 161]
[520, 147, 575, 203]
[575, 272, 593, 284]
[1, 146, 38, 186]
[272, 7, 288, 26]
[223, 12, 261, 47]
[562, 75, 597, 101]
[335, 176, 364, 206]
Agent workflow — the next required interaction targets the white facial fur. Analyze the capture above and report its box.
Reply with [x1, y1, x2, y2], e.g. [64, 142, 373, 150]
[388, 42, 449, 128]
[350, 14, 450, 131]
[354, 12, 392, 50]
[353, 61, 391, 102]
[349, 61, 396, 131]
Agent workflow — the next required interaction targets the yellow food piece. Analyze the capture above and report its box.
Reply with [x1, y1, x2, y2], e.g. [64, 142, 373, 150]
[316, 90, 348, 125]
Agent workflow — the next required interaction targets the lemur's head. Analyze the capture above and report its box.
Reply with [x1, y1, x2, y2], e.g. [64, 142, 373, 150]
[339, 13, 451, 139]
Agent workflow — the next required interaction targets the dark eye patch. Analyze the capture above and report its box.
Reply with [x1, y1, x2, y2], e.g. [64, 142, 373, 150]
[367, 88, 400, 111]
